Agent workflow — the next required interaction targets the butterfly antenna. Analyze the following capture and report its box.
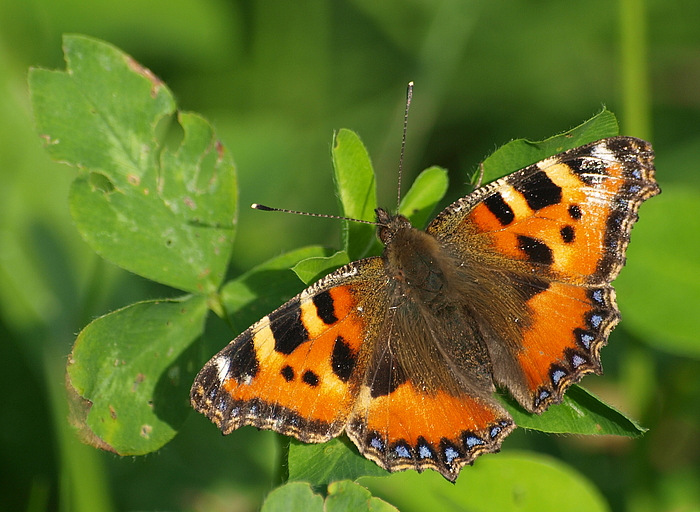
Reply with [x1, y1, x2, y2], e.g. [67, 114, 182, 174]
[396, 81, 414, 213]
[251, 203, 377, 225]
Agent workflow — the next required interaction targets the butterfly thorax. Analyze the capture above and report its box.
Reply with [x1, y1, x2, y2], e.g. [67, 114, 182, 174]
[376, 207, 448, 303]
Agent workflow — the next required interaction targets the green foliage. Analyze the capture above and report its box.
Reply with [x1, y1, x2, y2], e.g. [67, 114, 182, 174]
[67, 296, 208, 454]
[332, 129, 377, 260]
[260, 482, 324, 512]
[397, 165, 449, 229]
[30, 36, 236, 295]
[260, 480, 398, 512]
[479, 109, 619, 184]
[288, 439, 388, 486]
[614, 187, 700, 357]
[503, 385, 646, 436]
[361, 451, 610, 512]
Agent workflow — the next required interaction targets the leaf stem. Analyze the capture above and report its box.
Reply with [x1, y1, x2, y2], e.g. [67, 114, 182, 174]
[619, 0, 652, 140]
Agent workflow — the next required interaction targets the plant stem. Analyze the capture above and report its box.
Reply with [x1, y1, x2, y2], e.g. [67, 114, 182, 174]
[620, 0, 652, 140]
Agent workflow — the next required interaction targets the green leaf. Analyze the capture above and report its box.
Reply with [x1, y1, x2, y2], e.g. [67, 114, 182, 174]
[29, 34, 236, 294]
[502, 385, 646, 436]
[260, 482, 324, 512]
[66, 295, 208, 454]
[480, 108, 619, 184]
[332, 129, 377, 260]
[615, 186, 700, 358]
[365, 165, 449, 257]
[362, 451, 609, 512]
[326, 480, 398, 512]
[292, 250, 351, 284]
[398, 166, 449, 229]
[260, 480, 397, 512]
[288, 438, 388, 486]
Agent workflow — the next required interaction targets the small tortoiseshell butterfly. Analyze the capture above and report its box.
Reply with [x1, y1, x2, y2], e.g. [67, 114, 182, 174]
[191, 128, 659, 481]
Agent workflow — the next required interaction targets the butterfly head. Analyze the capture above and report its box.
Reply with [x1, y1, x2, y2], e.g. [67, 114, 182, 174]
[375, 207, 412, 246]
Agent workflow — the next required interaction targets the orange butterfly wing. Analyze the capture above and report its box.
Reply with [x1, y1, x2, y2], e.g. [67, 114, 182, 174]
[427, 136, 659, 412]
[190, 262, 382, 443]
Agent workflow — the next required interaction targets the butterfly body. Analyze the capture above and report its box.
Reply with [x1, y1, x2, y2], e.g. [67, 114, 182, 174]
[191, 136, 659, 481]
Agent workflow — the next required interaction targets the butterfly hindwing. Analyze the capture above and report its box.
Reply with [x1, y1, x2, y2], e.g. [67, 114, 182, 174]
[346, 296, 515, 481]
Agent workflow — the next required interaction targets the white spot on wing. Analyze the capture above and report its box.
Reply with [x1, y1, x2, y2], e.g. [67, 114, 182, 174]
[215, 356, 231, 383]
[536, 156, 558, 170]
[591, 143, 616, 162]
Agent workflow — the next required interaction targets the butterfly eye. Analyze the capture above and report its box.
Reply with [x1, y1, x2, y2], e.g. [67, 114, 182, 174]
[378, 225, 392, 244]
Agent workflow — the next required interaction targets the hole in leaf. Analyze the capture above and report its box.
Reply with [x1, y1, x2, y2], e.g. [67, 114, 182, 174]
[155, 113, 184, 153]
[88, 172, 115, 193]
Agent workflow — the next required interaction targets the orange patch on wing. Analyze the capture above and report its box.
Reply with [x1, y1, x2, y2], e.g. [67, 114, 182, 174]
[297, 286, 359, 338]
[516, 283, 592, 391]
[307, 286, 366, 354]
[362, 383, 502, 446]
[468, 202, 512, 233]
[222, 330, 352, 424]
[467, 161, 634, 283]
[221, 286, 367, 426]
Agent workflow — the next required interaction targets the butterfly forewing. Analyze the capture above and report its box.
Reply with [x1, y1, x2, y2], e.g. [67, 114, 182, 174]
[191, 259, 385, 442]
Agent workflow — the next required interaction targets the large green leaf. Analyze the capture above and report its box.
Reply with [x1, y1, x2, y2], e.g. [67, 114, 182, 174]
[503, 385, 646, 436]
[480, 108, 619, 184]
[362, 451, 609, 512]
[66, 295, 208, 454]
[288, 438, 387, 486]
[29, 34, 236, 294]
[332, 129, 377, 260]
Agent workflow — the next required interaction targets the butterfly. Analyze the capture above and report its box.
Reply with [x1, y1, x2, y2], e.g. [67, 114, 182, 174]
[190, 135, 659, 481]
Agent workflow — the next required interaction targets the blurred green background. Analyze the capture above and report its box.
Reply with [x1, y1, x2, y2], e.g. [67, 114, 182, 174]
[1, 0, 699, 511]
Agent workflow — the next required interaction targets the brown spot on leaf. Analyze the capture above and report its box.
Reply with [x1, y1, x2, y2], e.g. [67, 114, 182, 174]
[132, 373, 145, 392]
[126, 56, 164, 98]
[64, 372, 117, 453]
[140, 424, 153, 438]
[39, 134, 59, 146]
